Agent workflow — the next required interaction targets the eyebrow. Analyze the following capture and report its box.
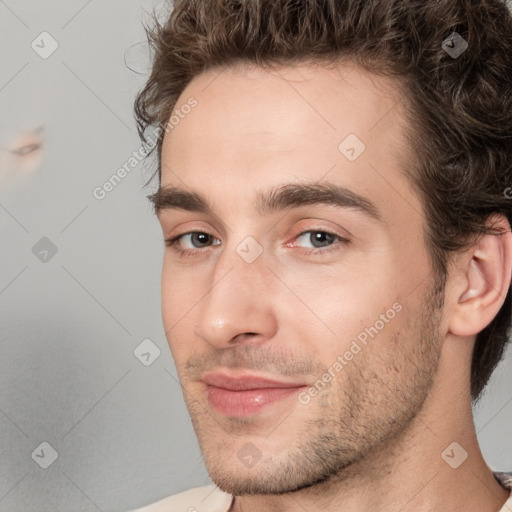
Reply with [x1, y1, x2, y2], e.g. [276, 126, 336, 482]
[148, 182, 381, 221]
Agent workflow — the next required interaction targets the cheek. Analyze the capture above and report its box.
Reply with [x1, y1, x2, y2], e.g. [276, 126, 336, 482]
[160, 262, 196, 355]
[271, 265, 406, 374]
[277, 262, 401, 331]
[161, 313, 194, 372]
[161, 258, 199, 319]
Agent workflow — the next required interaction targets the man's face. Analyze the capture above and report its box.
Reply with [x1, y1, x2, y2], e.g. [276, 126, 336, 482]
[156, 62, 445, 495]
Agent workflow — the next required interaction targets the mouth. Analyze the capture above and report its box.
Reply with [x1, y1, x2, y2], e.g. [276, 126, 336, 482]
[201, 369, 308, 417]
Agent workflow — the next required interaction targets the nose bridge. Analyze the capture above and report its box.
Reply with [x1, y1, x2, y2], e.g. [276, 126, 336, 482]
[212, 233, 268, 300]
[195, 236, 276, 347]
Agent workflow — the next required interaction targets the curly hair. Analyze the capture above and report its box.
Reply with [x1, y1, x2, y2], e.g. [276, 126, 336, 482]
[134, 0, 512, 401]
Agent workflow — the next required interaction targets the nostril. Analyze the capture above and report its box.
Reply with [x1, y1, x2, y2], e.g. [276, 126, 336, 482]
[230, 332, 261, 344]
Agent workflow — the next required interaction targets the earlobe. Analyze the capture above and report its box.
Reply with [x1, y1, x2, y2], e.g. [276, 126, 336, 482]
[450, 216, 512, 337]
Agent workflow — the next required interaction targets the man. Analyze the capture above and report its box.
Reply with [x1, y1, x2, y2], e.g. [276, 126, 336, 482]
[130, 0, 512, 510]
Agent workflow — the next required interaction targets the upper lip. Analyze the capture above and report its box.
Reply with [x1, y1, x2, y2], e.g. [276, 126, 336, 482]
[202, 370, 307, 391]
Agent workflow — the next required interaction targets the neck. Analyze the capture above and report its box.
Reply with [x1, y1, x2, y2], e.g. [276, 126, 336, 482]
[230, 344, 510, 512]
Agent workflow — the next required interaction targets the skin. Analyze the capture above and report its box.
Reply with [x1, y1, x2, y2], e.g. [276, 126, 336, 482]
[154, 61, 512, 512]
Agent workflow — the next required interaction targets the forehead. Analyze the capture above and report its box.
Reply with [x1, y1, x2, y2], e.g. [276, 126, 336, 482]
[165, 60, 405, 141]
[160, 60, 419, 223]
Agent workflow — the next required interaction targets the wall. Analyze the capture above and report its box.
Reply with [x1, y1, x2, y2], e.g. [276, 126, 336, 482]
[0, 1, 511, 511]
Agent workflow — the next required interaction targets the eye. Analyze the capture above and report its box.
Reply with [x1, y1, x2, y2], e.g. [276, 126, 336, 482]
[295, 230, 339, 249]
[165, 231, 221, 252]
[285, 228, 349, 256]
[10, 143, 41, 157]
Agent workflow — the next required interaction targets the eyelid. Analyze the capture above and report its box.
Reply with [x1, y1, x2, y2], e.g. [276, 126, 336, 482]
[161, 218, 222, 238]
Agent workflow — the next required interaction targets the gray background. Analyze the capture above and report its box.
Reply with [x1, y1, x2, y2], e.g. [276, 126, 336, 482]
[0, 1, 511, 511]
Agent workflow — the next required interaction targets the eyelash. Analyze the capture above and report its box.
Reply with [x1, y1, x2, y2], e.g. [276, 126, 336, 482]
[164, 229, 349, 257]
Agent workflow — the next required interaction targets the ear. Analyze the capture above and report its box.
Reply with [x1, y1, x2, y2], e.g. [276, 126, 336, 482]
[448, 214, 512, 337]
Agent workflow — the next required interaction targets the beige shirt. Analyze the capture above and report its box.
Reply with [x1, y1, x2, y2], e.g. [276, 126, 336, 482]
[130, 472, 512, 512]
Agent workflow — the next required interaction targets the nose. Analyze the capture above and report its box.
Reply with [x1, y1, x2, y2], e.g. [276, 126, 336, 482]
[194, 244, 278, 349]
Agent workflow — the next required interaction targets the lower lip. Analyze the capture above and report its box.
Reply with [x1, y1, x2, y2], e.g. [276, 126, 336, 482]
[206, 385, 305, 417]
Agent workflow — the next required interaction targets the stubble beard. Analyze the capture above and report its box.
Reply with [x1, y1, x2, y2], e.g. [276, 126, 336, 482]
[185, 283, 445, 497]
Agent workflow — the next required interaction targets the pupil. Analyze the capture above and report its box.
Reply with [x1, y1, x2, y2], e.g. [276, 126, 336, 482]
[311, 232, 334, 247]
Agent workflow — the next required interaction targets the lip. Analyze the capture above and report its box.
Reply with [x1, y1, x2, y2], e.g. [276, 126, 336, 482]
[202, 370, 306, 390]
[202, 370, 308, 417]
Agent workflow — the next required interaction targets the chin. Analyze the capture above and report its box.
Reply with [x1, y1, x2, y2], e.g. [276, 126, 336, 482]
[204, 448, 351, 497]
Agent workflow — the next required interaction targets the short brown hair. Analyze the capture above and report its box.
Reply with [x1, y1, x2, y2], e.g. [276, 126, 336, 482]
[134, 0, 512, 401]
